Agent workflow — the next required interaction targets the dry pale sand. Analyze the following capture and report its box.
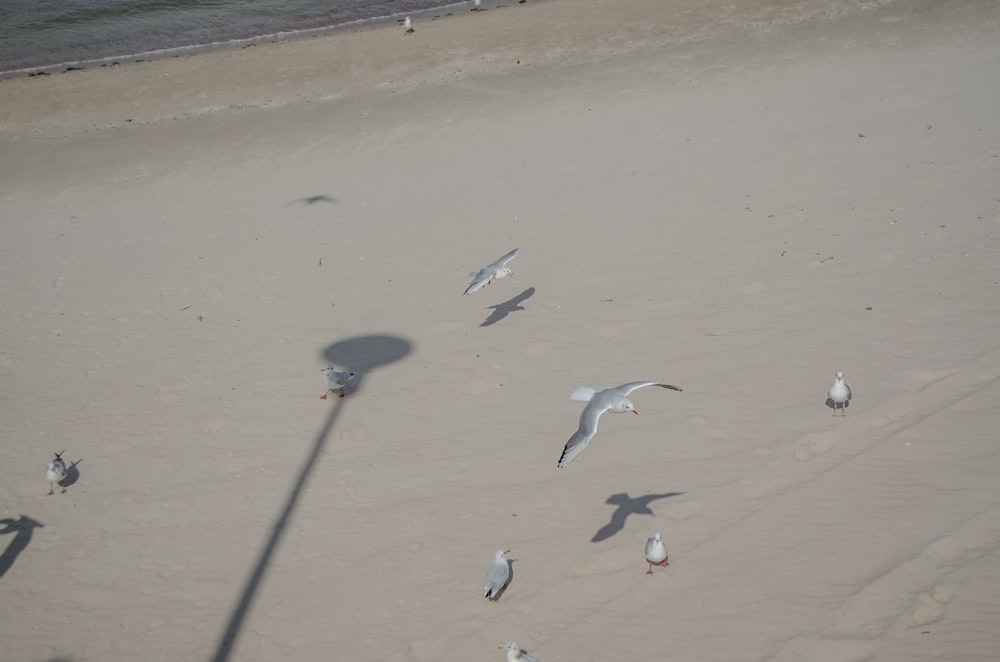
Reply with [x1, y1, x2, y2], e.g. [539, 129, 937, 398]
[2, 0, 1000, 660]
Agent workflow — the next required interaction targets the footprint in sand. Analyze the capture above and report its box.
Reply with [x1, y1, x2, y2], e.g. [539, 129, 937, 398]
[905, 584, 955, 626]
[793, 432, 835, 462]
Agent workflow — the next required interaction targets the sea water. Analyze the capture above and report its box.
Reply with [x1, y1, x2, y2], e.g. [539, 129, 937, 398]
[0, 0, 469, 76]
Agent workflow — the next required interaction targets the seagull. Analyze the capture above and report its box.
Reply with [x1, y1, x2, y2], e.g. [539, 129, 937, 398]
[557, 381, 683, 468]
[46, 451, 67, 495]
[484, 549, 511, 601]
[645, 532, 669, 574]
[404, 16, 414, 34]
[472, 0, 483, 10]
[465, 248, 520, 295]
[827, 370, 851, 415]
[320, 363, 355, 399]
[500, 641, 540, 662]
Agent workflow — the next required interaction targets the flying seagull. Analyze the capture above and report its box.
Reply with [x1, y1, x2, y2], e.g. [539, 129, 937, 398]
[557, 381, 682, 468]
[465, 248, 520, 295]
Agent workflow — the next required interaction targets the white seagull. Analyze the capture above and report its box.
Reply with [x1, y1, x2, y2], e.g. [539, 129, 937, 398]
[645, 531, 669, 574]
[320, 363, 355, 399]
[557, 381, 683, 468]
[472, 0, 483, 10]
[403, 16, 414, 34]
[46, 450, 67, 495]
[484, 549, 511, 601]
[501, 641, 540, 662]
[464, 248, 520, 295]
[827, 370, 852, 415]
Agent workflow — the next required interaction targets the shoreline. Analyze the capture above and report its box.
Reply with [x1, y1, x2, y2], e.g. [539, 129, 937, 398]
[0, 0, 480, 81]
[1, 0, 891, 135]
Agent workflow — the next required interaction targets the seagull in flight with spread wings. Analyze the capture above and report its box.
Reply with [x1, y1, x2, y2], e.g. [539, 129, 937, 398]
[464, 248, 520, 295]
[557, 381, 682, 468]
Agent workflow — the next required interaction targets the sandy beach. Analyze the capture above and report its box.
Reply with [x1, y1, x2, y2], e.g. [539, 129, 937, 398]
[2, 0, 1000, 660]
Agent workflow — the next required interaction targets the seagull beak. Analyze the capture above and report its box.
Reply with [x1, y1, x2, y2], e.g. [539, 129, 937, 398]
[632, 409, 639, 415]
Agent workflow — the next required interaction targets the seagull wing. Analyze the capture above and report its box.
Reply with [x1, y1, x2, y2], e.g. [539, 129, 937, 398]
[484, 560, 510, 598]
[464, 248, 520, 294]
[557, 398, 609, 468]
[614, 381, 683, 396]
[494, 247, 520, 269]
[464, 265, 497, 294]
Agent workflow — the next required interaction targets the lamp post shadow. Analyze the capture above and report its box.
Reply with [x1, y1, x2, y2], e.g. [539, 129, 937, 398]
[0, 515, 44, 579]
[210, 334, 412, 662]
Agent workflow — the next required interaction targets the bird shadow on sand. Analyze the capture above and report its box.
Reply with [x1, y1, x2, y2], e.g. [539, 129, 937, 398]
[60, 458, 83, 490]
[286, 194, 338, 206]
[591, 491, 685, 543]
[0, 515, 44, 579]
[210, 334, 412, 662]
[480, 287, 535, 327]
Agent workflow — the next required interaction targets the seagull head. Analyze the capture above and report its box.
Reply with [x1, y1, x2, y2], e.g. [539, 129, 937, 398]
[835, 370, 845, 380]
[613, 397, 638, 415]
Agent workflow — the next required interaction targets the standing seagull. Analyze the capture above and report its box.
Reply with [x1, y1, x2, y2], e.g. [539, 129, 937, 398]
[472, 0, 483, 10]
[320, 363, 355, 399]
[46, 451, 67, 495]
[557, 381, 683, 468]
[645, 531, 669, 574]
[501, 641, 540, 662]
[403, 16, 414, 34]
[464, 248, 520, 295]
[484, 549, 511, 601]
[827, 370, 852, 415]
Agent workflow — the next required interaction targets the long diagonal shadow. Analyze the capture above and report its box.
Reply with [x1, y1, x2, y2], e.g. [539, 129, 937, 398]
[211, 334, 412, 662]
[591, 491, 685, 543]
[480, 287, 535, 327]
[0, 515, 44, 579]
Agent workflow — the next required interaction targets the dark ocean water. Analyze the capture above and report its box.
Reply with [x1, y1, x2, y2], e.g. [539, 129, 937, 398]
[0, 0, 470, 76]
